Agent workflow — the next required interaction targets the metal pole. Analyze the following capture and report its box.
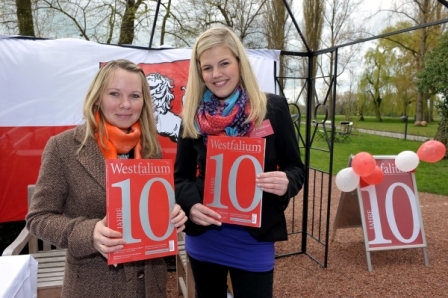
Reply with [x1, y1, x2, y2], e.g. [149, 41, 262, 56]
[404, 116, 408, 140]
[403, 115, 408, 141]
[148, 0, 161, 49]
[400, 114, 408, 140]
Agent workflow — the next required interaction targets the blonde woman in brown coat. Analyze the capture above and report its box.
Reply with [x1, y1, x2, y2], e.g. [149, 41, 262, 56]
[26, 59, 187, 298]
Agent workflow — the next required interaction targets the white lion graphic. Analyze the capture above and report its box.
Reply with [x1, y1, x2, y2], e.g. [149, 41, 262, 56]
[147, 73, 181, 142]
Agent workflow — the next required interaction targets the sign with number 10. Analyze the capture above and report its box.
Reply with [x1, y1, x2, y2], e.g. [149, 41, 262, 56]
[204, 136, 266, 228]
[357, 156, 429, 271]
[106, 159, 177, 265]
[357, 156, 427, 251]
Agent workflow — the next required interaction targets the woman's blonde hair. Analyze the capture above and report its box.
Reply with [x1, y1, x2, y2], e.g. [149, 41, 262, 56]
[182, 26, 267, 138]
[80, 59, 161, 158]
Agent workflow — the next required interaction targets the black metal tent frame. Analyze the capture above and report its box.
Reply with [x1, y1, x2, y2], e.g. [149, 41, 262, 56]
[146, 0, 448, 268]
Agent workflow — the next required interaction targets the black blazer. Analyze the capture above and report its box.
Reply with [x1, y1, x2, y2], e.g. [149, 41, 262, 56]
[174, 94, 305, 242]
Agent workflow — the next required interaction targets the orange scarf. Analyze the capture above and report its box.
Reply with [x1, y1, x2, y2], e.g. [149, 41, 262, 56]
[94, 112, 142, 159]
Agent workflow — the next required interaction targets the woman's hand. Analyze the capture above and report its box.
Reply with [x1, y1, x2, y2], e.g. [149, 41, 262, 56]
[93, 217, 126, 259]
[171, 204, 188, 233]
[189, 203, 222, 226]
[256, 171, 289, 196]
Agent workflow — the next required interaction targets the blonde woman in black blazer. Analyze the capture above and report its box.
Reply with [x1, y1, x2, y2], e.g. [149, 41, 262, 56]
[174, 27, 305, 298]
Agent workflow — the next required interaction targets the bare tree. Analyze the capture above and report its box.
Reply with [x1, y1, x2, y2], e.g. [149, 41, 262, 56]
[158, 0, 172, 46]
[319, 0, 364, 118]
[263, 0, 290, 90]
[303, 0, 325, 118]
[0, 2, 22, 34]
[0, 0, 157, 45]
[2, 0, 279, 49]
[157, 0, 216, 47]
[164, 0, 268, 48]
[339, 69, 358, 119]
[118, 0, 150, 45]
[35, 0, 113, 41]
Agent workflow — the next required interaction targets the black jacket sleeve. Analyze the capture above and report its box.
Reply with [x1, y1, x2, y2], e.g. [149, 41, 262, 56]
[269, 94, 305, 210]
[245, 94, 305, 241]
[174, 124, 208, 235]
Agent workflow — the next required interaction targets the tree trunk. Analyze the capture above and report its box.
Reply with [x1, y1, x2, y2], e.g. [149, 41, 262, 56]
[160, 0, 172, 46]
[15, 0, 35, 37]
[303, 0, 324, 119]
[416, 92, 424, 123]
[415, 0, 430, 122]
[118, 0, 137, 45]
[374, 97, 382, 121]
[357, 101, 365, 121]
[429, 97, 434, 122]
[265, 0, 286, 90]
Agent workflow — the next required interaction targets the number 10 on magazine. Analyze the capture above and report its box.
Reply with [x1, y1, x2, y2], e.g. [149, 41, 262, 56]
[106, 159, 178, 265]
[204, 136, 266, 228]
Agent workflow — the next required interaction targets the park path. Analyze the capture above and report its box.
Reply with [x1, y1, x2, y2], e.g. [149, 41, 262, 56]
[356, 128, 429, 142]
[299, 120, 430, 142]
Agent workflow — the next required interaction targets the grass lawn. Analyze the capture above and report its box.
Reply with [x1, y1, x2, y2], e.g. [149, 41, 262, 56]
[299, 128, 448, 196]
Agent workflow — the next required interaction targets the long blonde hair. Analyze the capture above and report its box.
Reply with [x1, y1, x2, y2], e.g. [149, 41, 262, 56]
[182, 26, 267, 138]
[80, 59, 161, 158]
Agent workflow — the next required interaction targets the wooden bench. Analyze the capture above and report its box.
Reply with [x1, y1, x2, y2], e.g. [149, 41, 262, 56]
[176, 233, 195, 298]
[4, 186, 232, 298]
[2, 185, 65, 298]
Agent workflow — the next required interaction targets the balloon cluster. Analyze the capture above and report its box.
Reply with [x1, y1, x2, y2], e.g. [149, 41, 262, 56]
[335, 140, 446, 192]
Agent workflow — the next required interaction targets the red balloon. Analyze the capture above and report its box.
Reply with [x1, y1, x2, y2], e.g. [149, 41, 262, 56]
[417, 140, 446, 163]
[361, 165, 384, 185]
[352, 152, 376, 177]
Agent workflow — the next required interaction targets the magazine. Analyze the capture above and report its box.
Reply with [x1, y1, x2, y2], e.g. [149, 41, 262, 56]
[106, 159, 177, 265]
[203, 136, 266, 228]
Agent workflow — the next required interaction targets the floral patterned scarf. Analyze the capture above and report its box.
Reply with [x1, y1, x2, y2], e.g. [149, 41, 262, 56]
[195, 87, 254, 144]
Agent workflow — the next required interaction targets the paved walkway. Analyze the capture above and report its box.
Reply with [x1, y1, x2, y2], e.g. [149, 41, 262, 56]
[356, 128, 430, 142]
[301, 120, 431, 142]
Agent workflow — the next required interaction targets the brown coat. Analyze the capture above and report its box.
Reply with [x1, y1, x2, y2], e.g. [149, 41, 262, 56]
[26, 124, 167, 298]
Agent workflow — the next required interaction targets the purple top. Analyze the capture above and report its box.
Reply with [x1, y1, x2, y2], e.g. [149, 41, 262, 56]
[185, 223, 275, 272]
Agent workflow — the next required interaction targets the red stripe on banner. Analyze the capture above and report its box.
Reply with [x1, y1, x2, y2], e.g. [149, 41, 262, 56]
[0, 126, 179, 223]
[0, 126, 75, 222]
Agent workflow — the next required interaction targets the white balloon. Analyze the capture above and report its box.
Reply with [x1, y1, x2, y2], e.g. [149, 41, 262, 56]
[395, 151, 420, 172]
[335, 167, 360, 192]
